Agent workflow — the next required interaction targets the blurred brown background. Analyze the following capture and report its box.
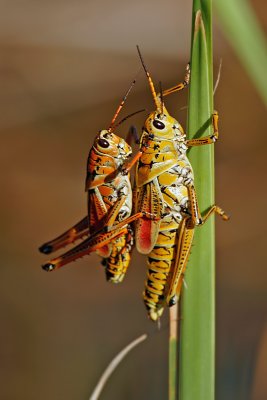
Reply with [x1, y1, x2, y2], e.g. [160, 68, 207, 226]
[0, 1, 267, 399]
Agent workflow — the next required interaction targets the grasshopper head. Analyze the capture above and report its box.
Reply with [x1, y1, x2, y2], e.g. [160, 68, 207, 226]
[144, 109, 185, 141]
[95, 130, 132, 160]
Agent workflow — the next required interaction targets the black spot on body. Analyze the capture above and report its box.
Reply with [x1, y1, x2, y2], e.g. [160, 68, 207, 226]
[101, 259, 107, 267]
[138, 160, 146, 168]
[91, 170, 97, 180]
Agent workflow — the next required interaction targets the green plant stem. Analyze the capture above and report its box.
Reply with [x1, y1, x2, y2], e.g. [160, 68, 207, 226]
[179, 1, 215, 400]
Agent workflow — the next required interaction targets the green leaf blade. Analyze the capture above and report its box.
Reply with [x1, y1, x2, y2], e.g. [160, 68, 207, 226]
[179, 3, 215, 400]
[215, 0, 267, 106]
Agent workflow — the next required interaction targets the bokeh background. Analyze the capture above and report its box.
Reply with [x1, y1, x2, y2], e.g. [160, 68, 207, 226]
[0, 1, 266, 399]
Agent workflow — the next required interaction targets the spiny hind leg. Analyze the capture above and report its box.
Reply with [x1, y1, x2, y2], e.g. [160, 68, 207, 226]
[42, 225, 128, 272]
[39, 216, 89, 255]
[39, 195, 126, 257]
[166, 217, 194, 306]
[166, 197, 229, 306]
[42, 211, 157, 272]
[186, 111, 219, 146]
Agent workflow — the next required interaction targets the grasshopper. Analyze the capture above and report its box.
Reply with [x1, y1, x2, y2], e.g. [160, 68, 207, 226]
[39, 79, 148, 283]
[134, 47, 229, 321]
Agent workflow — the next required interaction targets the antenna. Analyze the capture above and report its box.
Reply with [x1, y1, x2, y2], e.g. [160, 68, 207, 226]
[159, 81, 164, 115]
[108, 77, 137, 131]
[136, 45, 160, 109]
[112, 109, 145, 130]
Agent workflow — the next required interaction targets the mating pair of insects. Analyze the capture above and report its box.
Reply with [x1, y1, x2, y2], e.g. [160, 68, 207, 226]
[39, 47, 228, 321]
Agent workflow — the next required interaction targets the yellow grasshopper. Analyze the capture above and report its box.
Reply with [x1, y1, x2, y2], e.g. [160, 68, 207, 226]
[39, 79, 148, 283]
[134, 47, 229, 321]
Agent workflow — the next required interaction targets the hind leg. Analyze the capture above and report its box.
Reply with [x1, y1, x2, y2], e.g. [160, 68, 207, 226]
[39, 216, 89, 255]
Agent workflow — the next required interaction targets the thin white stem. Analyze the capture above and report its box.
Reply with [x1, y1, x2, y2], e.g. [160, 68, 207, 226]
[169, 303, 178, 341]
[169, 303, 178, 400]
[213, 58, 222, 95]
[89, 333, 147, 400]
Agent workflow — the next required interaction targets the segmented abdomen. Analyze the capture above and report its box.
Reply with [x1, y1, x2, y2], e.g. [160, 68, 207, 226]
[143, 218, 180, 320]
[105, 226, 133, 283]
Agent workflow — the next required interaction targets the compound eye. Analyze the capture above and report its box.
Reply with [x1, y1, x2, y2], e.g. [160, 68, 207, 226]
[153, 120, 165, 130]
[98, 139, 109, 148]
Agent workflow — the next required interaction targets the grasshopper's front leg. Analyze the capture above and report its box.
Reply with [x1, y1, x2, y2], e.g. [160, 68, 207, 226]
[186, 185, 229, 227]
[161, 63, 190, 97]
[186, 111, 219, 147]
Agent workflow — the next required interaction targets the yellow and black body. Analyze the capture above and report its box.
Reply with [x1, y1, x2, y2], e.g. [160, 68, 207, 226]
[135, 106, 194, 320]
[135, 47, 228, 321]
